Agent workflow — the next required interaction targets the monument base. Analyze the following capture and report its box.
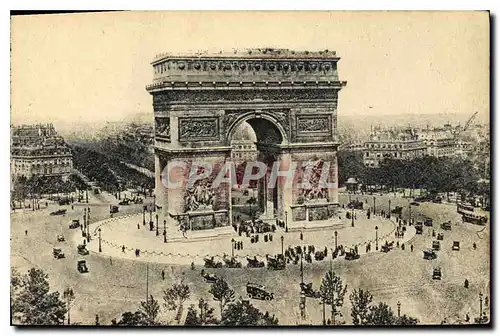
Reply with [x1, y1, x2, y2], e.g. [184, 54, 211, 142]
[286, 217, 345, 233]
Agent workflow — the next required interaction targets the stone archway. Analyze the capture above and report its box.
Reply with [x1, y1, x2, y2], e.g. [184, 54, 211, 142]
[147, 48, 347, 234]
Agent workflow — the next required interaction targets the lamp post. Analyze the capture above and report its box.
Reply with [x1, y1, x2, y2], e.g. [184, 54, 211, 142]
[334, 230, 338, 250]
[285, 211, 288, 232]
[281, 235, 284, 255]
[199, 298, 205, 325]
[231, 238, 235, 258]
[373, 196, 376, 214]
[375, 226, 379, 251]
[142, 206, 146, 225]
[479, 292, 483, 318]
[155, 214, 159, 236]
[300, 250, 304, 284]
[388, 200, 391, 218]
[163, 220, 167, 243]
[397, 301, 401, 318]
[86, 211, 91, 243]
[63, 288, 75, 325]
[149, 206, 153, 230]
[98, 228, 102, 252]
[322, 297, 326, 325]
[408, 204, 412, 224]
[351, 209, 355, 227]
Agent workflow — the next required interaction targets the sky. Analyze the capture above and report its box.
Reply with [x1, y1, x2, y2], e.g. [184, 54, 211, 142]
[10, 11, 490, 132]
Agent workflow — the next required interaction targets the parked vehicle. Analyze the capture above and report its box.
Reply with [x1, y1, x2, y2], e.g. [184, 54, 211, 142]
[424, 218, 433, 227]
[223, 255, 242, 268]
[77, 244, 89, 255]
[345, 248, 360, 261]
[410, 202, 420, 206]
[50, 209, 67, 216]
[77, 260, 89, 273]
[53, 248, 65, 259]
[118, 199, 131, 206]
[110, 205, 119, 214]
[246, 257, 265, 268]
[432, 267, 442, 280]
[462, 213, 488, 225]
[440, 221, 452, 231]
[267, 254, 286, 270]
[347, 200, 364, 210]
[314, 251, 326, 261]
[200, 270, 218, 283]
[437, 233, 444, 241]
[58, 198, 71, 206]
[246, 282, 274, 301]
[432, 241, 441, 251]
[204, 257, 223, 268]
[391, 206, 403, 215]
[423, 249, 437, 260]
[69, 219, 80, 229]
[452, 241, 460, 251]
[381, 242, 393, 253]
[415, 223, 423, 235]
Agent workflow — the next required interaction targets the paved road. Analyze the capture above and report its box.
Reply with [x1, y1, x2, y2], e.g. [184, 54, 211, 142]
[11, 193, 490, 325]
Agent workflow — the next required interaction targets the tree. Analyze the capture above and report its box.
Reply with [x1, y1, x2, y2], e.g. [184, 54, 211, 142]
[366, 302, 395, 325]
[184, 300, 219, 326]
[396, 314, 419, 325]
[163, 283, 190, 322]
[117, 311, 148, 326]
[320, 270, 347, 325]
[220, 300, 278, 326]
[139, 295, 161, 326]
[349, 288, 373, 325]
[209, 278, 235, 316]
[11, 268, 67, 325]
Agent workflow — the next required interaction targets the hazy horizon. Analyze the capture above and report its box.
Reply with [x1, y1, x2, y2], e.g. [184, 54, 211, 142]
[11, 11, 489, 131]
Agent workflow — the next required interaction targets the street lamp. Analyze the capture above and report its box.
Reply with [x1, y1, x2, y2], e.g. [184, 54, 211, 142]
[98, 228, 102, 252]
[479, 292, 483, 318]
[375, 226, 379, 251]
[281, 235, 284, 256]
[351, 209, 355, 227]
[231, 238, 235, 258]
[388, 200, 391, 218]
[334, 231, 338, 250]
[285, 211, 288, 232]
[155, 214, 159, 236]
[142, 206, 146, 225]
[199, 298, 205, 325]
[63, 288, 75, 325]
[397, 301, 401, 318]
[408, 204, 412, 224]
[373, 196, 376, 214]
[163, 220, 167, 243]
[149, 205, 153, 230]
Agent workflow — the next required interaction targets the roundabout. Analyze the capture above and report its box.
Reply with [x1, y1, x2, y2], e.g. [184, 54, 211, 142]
[79, 209, 416, 266]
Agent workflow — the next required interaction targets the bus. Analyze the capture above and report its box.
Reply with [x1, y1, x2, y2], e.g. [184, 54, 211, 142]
[457, 203, 474, 215]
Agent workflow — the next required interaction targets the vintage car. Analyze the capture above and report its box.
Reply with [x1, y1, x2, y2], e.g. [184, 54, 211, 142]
[437, 233, 444, 241]
[452, 241, 460, 251]
[246, 282, 274, 301]
[432, 197, 442, 203]
[58, 198, 71, 206]
[267, 254, 286, 270]
[110, 205, 119, 214]
[50, 209, 67, 216]
[424, 218, 433, 227]
[415, 223, 423, 235]
[77, 244, 90, 255]
[432, 267, 442, 280]
[204, 257, 223, 268]
[347, 200, 364, 210]
[77, 260, 89, 273]
[432, 241, 441, 251]
[57, 234, 65, 242]
[391, 206, 403, 215]
[423, 249, 437, 260]
[53, 248, 65, 259]
[223, 255, 242, 268]
[381, 242, 394, 253]
[300, 282, 321, 298]
[246, 256, 265, 268]
[200, 270, 218, 283]
[345, 248, 360, 261]
[69, 219, 80, 229]
[410, 201, 420, 206]
[314, 251, 326, 261]
[440, 221, 452, 231]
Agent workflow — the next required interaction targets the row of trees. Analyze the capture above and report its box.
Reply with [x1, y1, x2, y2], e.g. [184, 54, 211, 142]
[11, 174, 87, 204]
[338, 151, 489, 201]
[11, 267, 417, 326]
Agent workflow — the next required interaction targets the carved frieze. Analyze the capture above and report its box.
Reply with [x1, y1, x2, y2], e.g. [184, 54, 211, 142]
[184, 180, 214, 212]
[179, 117, 219, 141]
[152, 89, 337, 106]
[155, 117, 170, 140]
[297, 159, 329, 202]
[296, 115, 331, 135]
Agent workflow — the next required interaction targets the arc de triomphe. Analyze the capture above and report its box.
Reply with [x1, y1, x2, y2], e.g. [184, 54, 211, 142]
[146, 48, 347, 233]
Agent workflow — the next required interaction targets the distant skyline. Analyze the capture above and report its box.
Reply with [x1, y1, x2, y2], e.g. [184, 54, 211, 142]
[11, 11, 489, 130]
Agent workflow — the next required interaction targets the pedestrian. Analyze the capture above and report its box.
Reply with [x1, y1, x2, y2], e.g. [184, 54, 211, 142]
[464, 279, 469, 288]
[410, 244, 414, 252]
[485, 296, 489, 307]
[71, 205, 74, 210]
[25, 230, 28, 236]
[396, 241, 400, 248]
[465, 313, 470, 322]
[137, 223, 140, 229]
[122, 245, 126, 253]
[300, 231, 303, 240]
[45, 201, 48, 207]
[473, 242, 477, 250]
[401, 243, 405, 250]
[161, 269, 165, 280]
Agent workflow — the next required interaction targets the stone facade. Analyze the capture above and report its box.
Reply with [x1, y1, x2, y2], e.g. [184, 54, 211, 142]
[146, 48, 346, 231]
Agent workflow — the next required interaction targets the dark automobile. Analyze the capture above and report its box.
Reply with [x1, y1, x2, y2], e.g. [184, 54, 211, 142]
[118, 199, 131, 206]
[440, 221, 452, 231]
[246, 282, 274, 301]
[424, 218, 433, 227]
[314, 251, 326, 261]
[50, 209, 67, 216]
[437, 233, 444, 241]
[58, 198, 71, 206]
[300, 282, 321, 298]
[267, 254, 286, 270]
[77, 244, 89, 255]
[432, 240, 441, 251]
[347, 200, 364, 210]
[77, 260, 89, 273]
[200, 270, 218, 283]
[423, 249, 437, 260]
[452, 241, 460, 251]
[410, 202, 420, 206]
[110, 205, 119, 214]
[53, 248, 65, 259]
[415, 223, 423, 235]
[345, 248, 360, 261]
[246, 256, 265, 268]
[391, 206, 403, 215]
[69, 219, 80, 229]
[204, 257, 223, 268]
[432, 267, 442, 280]
[223, 255, 242, 268]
